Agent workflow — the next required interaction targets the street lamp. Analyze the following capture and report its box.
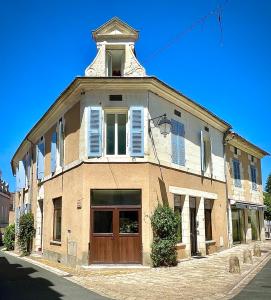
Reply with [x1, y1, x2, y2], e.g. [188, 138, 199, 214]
[149, 114, 172, 137]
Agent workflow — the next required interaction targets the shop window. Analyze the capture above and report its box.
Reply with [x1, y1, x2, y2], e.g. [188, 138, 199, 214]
[53, 198, 62, 241]
[106, 113, 127, 155]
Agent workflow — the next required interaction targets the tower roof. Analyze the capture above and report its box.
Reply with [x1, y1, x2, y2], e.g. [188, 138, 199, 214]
[92, 17, 139, 42]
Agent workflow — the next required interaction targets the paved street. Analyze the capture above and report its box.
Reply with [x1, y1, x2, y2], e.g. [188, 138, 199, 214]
[0, 250, 109, 300]
[233, 258, 271, 300]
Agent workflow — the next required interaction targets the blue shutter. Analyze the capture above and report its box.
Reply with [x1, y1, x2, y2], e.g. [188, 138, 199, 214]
[88, 107, 102, 157]
[18, 160, 26, 189]
[130, 107, 144, 157]
[171, 119, 185, 166]
[37, 141, 45, 180]
[51, 131, 57, 173]
[251, 166, 257, 190]
[233, 159, 241, 187]
[200, 130, 205, 172]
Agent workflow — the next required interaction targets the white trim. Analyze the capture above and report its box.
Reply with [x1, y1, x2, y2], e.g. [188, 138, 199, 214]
[169, 186, 218, 200]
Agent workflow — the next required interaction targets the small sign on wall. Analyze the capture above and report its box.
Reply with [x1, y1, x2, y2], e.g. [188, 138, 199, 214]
[77, 199, 82, 209]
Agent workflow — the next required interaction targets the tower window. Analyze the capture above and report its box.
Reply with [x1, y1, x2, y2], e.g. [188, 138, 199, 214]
[106, 49, 125, 76]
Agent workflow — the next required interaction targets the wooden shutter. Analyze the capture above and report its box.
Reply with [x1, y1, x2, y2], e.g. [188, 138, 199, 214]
[58, 119, 64, 167]
[18, 160, 26, 189]
[171, 119, 185, 166]
[37, 141, 45, 180]
[51, 131, 57, 173]
[251, 166, 257, 190]
[130, 107, 144, 157]
[88, 107, 102, 157]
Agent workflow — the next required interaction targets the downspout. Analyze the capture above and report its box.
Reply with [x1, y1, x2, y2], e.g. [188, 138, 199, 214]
[223, 130, 234, 248]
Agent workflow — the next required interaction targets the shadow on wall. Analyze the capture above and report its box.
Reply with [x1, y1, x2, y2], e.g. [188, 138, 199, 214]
[0, 256, 63, 300]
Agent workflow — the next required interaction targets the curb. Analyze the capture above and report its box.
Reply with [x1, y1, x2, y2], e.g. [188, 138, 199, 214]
[225, 251, 271, 299]
[1, 249, 69, 277]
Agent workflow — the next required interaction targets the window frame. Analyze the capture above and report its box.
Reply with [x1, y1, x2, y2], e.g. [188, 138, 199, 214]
[104, 109, 128, 157]
[53, 197, 62, 242]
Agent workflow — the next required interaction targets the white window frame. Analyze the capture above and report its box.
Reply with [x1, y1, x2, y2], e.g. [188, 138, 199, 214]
[104, 109, 128, 157]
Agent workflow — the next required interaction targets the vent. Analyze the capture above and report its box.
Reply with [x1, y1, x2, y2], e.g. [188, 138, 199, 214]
[174, 109, 181, 117]
[204, 126, 209, 132]
[109, 95, 122, 101]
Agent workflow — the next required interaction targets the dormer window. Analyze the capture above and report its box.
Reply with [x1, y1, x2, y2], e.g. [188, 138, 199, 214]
[106, 48, 125, 76]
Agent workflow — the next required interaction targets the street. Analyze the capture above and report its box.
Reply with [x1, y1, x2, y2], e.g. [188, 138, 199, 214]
[0, 250, 109, 300]
[233, 258, 271, 300]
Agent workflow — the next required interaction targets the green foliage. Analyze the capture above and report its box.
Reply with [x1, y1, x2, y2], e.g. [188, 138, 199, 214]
[17, 213, 36, 256]
[150, 205, 179, 267]
[264, 192, 271, 221]
[3, 224, 15, 250]
[265, 173, 271, 194]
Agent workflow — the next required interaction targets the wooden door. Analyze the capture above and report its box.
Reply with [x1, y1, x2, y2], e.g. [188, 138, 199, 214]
[190, 207, 197, 256]
[90, 207, 142, 264]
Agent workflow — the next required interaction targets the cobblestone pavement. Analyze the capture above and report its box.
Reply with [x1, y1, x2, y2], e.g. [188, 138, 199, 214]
[32, 241, 271, 300]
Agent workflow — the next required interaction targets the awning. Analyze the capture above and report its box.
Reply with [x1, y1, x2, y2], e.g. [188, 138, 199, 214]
[235, 202, 249, 209]
[231, 200, 266, 211]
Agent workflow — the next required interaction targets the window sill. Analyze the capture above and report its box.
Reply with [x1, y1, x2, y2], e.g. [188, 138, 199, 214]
[205, 240, 216, 245]
[176, 243, 186, 248]
[50, 240, 62, 246]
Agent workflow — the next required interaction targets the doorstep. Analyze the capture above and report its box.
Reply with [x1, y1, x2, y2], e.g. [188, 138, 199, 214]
[82, 264, 150, 269]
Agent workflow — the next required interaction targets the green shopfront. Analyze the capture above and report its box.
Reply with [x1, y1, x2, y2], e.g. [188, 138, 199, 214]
[230, 201, 265, 244]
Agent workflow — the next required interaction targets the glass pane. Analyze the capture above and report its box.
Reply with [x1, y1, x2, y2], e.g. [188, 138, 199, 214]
[106, 114, 115, 155]
[92, 190, 141, 206]
[204, 209, 212, 241]
[174, 207, 182, 243]
[93, 211, 113, 233]
[119, 211, 139, 233]
[54, 208, 62, 241]
[118, 114, 126, 155]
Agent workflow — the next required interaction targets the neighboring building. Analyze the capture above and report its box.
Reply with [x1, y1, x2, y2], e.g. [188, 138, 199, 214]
[11, 18, 268, 266]
[225, 132, 269, 246]
[8, 193, 15, 225]
[0, 176, 11, 244]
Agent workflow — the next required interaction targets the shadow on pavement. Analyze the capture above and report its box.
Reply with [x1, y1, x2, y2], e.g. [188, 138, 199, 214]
[0, 256, 63, 300]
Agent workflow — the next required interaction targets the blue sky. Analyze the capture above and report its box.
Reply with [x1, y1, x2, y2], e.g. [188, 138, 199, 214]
[0, 0, 270, 191]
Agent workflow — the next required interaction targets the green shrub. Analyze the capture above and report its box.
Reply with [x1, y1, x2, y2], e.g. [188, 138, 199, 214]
[17, 213, 36, 256]
[3, 224, 15, 250]
[150, 205, 179, 267]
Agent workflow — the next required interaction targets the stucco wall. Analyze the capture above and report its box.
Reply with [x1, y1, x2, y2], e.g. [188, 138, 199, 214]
[226, 144, 263, 204]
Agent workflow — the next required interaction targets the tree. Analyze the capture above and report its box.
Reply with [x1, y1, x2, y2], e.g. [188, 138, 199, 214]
[266, 173, 271, 194]
[17, 213, 36, 255]
[3, 224, 15, 250]
[264, 192, 271, 221]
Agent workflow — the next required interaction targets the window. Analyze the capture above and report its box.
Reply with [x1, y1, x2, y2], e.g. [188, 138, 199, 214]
[174, 195, 183, 243]
[251, 165, 257, 190]
[205, 199, 213, 241]
[106, 49, 125, 76]
[36, 137, 45, 180]
[174, 109, 181, 118]
[53, 198, 62, 241]
[106, 113, 127, 155]
[91, 189, 141, 206]
[234, 147, 238, 155]
[119, 211, 139, 233]
[233, 159, 241, 187]
[109, 95, 122, 101]
[93, 211, 113, 233]
[251, 155, 254, 162]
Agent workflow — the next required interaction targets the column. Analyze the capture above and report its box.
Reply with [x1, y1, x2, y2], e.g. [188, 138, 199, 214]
[259, 210, 266, 241]
[196, 196, 206, 256]
[181, 194, 191, 257]
[228, 202, 233, 248]
[245, 209, 252, 243]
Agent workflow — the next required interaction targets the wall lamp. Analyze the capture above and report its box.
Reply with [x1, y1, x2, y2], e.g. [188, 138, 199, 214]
[149, 114, 172, 137]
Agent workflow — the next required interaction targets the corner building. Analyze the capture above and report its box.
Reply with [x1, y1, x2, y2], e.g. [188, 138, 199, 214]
[11, 18, 267, 266]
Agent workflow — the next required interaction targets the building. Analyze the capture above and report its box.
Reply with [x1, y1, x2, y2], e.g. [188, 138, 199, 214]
[0, 176, 11, 244]
[11, 18, 268, 266]
[225, 132, 269, 246]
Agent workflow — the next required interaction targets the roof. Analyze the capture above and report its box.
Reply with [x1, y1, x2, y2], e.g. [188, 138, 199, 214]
[11, 76, 232, 172]
[226, 130, 269, 158]
[92, 17, 139, 42]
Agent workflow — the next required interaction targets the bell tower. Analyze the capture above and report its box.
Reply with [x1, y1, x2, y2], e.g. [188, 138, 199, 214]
[85, 17, 146, 77]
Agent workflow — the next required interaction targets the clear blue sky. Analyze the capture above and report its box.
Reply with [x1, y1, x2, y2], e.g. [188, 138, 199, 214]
[0, 0, 270, 191]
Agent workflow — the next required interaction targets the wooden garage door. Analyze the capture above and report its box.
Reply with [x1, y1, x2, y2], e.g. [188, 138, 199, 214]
[90, 190, 142, 264]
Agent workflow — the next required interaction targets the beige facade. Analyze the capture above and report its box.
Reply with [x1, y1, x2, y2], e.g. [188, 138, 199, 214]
[11, 18, 268, 267]
[225, 132, 268, 247]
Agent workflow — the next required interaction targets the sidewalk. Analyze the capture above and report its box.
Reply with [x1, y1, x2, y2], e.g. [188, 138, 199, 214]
[4, 241, 271, 300]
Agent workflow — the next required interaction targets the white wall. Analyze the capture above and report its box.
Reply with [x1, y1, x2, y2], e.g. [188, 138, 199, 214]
[79, 90, 226, 182]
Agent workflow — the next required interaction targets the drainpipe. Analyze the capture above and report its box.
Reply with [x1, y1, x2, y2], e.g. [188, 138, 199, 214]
[223, 130, 234, 248]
